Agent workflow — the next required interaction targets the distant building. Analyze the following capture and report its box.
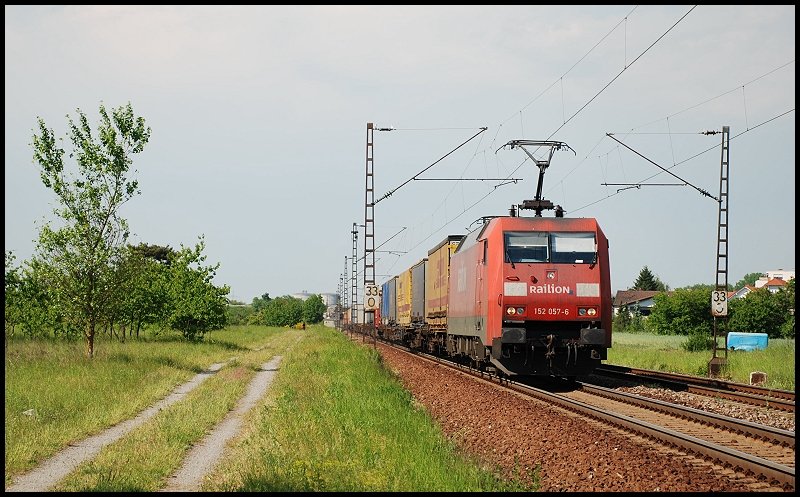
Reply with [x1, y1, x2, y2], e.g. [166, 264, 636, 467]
[612, 290, 663, 316]
[729, 285, 757, 300]
[319, 293, 339, 307]
[727, 269, 794, 299]
[754, 270, 794, 291]
[755, 278, 789, 294]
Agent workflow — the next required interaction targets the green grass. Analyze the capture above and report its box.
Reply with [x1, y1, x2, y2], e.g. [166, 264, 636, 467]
[607, 332, 795, 390]
[51, 326, 302, 491]
[203, 325, 536, 491]
[55, 362, 256, 491]
[6, 325, 533, 491]
[7, 325, 792, 492]
[4, 325, 283, 487]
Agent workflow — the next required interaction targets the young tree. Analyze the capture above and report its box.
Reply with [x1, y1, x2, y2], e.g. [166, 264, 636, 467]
[164, 237, 230, 341]
[302, 294, 327, 324]
[112, 243, 172, 339]
[261, 296, 304, 327]
[251, 292, 272, 312]
[631, 266, 669, 291]
[30, 102, 151, 358]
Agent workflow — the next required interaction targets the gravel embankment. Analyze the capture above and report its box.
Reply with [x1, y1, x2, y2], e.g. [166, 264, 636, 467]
[375, 342, 791, 492]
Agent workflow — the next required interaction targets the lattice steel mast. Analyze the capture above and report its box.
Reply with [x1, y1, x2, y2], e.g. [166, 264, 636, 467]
[710, 125, 730, 376]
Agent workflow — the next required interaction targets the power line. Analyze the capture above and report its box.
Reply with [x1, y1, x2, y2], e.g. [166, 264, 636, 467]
[507, 5, 640, 124]
[626, 60, 795, 131]
[375, 127, 488, 204]
[605, 133, 716, 201]
[414, 8, 699, 233]
[375, 7, 794, 282]
[550, 61, 795, 200]
[567, 108, 795, 213]
[548, 6, 698, 142]
[385, 7, 695, 259]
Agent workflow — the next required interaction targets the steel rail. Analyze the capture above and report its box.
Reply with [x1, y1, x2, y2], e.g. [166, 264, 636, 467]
[371, 338, 795, 489]
[595, 365, 795, 412]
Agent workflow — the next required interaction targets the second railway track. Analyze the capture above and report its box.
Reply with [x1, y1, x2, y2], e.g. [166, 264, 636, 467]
[366, 335, 795, 490]
[593, 364, 795, 413]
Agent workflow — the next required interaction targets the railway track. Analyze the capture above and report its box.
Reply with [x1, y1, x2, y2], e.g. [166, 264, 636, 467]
[555, 381, 795, 487]
[594, 364, 795, 413]
[365, 335, 795, 489]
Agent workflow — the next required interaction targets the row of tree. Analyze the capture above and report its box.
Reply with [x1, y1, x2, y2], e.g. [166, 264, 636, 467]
[4, 102, 230, 357]
[6, 240, 229, 344]
[226, 292, 328, 327]
[617, 266, 795, 341]
[629, 265, 769, 293]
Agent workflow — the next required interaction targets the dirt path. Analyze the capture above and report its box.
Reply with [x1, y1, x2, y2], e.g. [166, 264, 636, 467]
[159, 355, 282, 492]
[6, 361, 232, 492]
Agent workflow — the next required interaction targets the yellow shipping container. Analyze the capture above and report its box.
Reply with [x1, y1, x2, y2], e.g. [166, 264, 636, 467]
[396, 266, 413, 326]
[425, 235, 463, 332]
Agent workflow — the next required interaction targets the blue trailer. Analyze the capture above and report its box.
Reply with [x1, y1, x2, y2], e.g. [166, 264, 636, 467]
[727, 332, 768, 351]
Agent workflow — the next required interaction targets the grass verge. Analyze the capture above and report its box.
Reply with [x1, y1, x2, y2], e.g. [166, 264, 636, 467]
[607, 332, 795, 390]
[203, 325, 536, 491]
[4, 325, 283, 486]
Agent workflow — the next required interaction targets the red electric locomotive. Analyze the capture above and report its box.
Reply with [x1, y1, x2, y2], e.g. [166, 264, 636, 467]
[376, 139, 612, 378]
[446, 214, 611, 377]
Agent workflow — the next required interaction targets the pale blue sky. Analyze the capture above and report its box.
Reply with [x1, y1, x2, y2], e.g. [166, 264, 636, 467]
[5, 5, 795, 303]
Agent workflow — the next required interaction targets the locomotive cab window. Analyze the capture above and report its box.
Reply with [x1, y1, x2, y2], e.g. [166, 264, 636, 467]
[550, 232, 596, 264]
[504, 231, 596, 264]
[504, 232, 548, 263]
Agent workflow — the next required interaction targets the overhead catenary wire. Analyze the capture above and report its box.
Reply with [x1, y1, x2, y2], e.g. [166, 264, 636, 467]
[567, 108, 795, 213]
[374, 127, 488, 204]
[359, 8, 793, 287]
[543, 59, 796, 200]
[508, 5, 640, 123]
[380, 6, 701, 275]
[483, 6, 699, 208]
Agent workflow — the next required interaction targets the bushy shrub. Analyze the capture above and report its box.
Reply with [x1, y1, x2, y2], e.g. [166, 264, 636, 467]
[681, 330, 714, 352]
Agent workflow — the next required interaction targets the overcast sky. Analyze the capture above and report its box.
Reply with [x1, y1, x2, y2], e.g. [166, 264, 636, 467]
[5, 5, 795, 304]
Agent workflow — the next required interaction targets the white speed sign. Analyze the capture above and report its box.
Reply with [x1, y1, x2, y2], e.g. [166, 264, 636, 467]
[365, 285, 379, 310]
[711, 290, 728, 316]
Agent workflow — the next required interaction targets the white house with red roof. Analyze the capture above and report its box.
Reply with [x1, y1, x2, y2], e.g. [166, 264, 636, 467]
[731, 269, 794, 299]
[754, 269, 794, 291]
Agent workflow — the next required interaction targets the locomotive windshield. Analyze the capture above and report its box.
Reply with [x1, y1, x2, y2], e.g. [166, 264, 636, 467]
[504, 232, 548, 263]
[505, 231, 596, 264]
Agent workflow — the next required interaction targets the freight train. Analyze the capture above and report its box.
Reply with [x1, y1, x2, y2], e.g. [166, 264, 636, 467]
[376, 140, 612, 378]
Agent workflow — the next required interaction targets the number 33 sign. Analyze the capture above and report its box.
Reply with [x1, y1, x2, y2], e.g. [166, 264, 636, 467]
[711, 290, 728, 316]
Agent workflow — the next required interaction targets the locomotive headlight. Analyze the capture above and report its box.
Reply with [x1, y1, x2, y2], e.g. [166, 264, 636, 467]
[587, 308, 597, 316]
[578, 308, 587, 316]
[516, 307, 525, 315]
[506, 307, 516, 315]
